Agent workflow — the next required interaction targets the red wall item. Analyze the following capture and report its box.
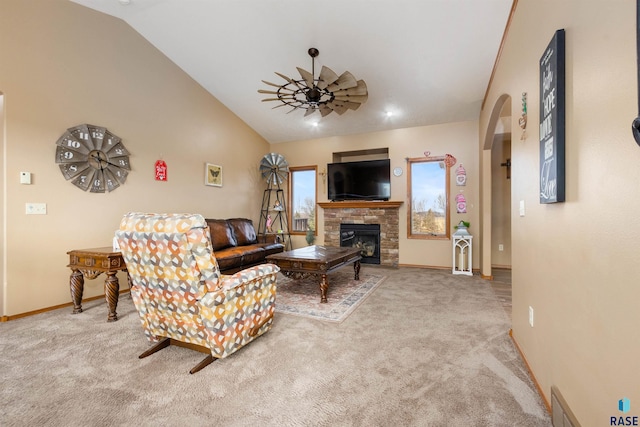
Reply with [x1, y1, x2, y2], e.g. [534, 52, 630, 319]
[155, 160, 167, 181]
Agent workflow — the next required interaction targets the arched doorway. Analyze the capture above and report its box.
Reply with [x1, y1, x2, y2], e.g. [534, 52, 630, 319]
[480, 94, 512, 279]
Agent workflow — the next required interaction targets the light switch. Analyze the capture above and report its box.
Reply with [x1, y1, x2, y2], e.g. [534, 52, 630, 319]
[519, 200, 525, 217]
[25, 203, 46, 215]
[20, 172, 31, 185]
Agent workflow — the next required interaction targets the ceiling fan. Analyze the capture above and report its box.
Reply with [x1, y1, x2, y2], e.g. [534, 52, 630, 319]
[258, 48, 368, 117]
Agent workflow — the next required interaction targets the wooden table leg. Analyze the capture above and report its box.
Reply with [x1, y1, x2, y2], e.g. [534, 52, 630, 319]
[104, 271, 120, 322]
[354, 260, 361, 280]
[70, 269, 84, 314]
[320, 274, 328, 303]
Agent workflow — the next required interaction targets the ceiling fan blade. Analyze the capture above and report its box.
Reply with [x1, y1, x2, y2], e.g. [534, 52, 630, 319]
[286, 106, 300, 114]
[258, 89, 282, 95]
[334, 94, 368, 103]
[261, 97, 294, 102]
[262, 80, 283, 88]
[332, 80, 368, 97]
[296, 67, 314, 88]
[331, 100, 361, 111]
[275, 72, 295, 84]
[304, 107, 316, 117]
[319, 105, 333, 117]
[328, 102, 348, 115]
[327, 71, 357, 92]
[316, 66, 339, 90]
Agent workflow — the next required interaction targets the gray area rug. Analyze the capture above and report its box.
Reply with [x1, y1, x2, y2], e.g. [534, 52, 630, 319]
[0, 267, 551, 426]
[275, 270, 386, 322]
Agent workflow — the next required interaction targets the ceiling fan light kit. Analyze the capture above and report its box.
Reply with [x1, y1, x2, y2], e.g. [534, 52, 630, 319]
[259, 48, 368, 117]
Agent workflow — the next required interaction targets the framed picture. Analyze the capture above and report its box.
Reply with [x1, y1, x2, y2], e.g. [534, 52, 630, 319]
[205, 163, 222, 187]
[539, 29, 565, 203]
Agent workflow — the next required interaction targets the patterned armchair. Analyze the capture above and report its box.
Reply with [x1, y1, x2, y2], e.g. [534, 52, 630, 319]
[115, 212, 279, 374]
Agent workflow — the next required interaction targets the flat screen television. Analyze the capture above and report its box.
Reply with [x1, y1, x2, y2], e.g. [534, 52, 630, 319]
[327, 159, 391, 201]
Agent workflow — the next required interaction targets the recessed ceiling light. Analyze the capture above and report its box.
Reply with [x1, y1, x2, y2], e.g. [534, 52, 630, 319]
[385, 111, 394, 117]
[119, 0, 132, 5]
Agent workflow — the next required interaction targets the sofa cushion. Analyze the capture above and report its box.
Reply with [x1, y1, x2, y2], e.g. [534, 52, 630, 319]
[228, 218, 258, 246]
[206, 219, 237, 251]
[213, 246, 245, 272]
[260, 242, 285, 256]
[239, 245, 267, 266]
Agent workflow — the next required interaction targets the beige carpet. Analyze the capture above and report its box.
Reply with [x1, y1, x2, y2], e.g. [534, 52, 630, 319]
[275, 270, 386, 322]
[0, 266, 551, 426]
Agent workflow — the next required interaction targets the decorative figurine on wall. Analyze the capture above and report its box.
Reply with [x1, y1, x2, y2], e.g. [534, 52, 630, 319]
[273, 200, 283, 211]
[455, 192, 467, 214]
[423, 151, 457, 168]
[455, 164, 467, 186]
[519, 92, 528, 140]
[444, 153, 457, 168]
[155, 159, 167, 181]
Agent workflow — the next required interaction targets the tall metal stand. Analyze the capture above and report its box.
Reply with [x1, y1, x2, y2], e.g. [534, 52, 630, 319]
[257, 179, 292, 250]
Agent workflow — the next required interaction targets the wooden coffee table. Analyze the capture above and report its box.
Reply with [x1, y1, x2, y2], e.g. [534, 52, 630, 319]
[266, 245, 362, 303]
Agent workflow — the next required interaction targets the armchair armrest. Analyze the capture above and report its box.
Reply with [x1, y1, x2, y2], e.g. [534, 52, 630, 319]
[217, 263, 280, 292]
[198, 263, 279, 358]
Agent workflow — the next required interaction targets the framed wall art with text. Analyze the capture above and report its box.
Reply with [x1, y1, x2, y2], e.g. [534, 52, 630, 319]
[539, 29, 566, 204]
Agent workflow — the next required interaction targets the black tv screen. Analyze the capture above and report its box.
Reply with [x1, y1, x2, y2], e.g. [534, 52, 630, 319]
[327, 159, 391, 201]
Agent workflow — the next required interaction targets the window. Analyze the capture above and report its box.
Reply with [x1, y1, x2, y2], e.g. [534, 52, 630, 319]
[407, 157, 450, 239]
[289, 166, 317, 235]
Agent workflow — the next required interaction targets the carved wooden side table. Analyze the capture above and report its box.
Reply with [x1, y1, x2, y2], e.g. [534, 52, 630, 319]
[67, 247, 129, 322]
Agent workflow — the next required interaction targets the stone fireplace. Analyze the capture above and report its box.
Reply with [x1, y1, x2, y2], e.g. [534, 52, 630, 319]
[318, 201, 402, 267]
[340, 223, 381, 264]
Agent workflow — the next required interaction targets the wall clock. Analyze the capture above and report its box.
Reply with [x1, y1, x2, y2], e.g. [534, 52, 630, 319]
[55, 124, 130, 193]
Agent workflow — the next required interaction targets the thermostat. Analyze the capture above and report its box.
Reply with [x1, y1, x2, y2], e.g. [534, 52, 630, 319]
[20, 172, 32, 185]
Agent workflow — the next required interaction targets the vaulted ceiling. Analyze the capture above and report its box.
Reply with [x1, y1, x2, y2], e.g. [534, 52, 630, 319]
[71, 0, 513, 143]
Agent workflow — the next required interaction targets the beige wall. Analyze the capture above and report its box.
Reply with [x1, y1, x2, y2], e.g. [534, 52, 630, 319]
[0, 0, 269, 316]
[480, 0, 640, 422]
[1, 93, 5, 316]
[273, 120, 480, 268]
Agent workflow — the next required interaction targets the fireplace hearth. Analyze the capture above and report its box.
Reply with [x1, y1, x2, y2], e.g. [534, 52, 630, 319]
[340, 223, 381, 264]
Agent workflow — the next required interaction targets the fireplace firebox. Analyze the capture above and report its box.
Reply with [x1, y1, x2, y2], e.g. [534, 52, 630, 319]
[340, 223, 381, 264]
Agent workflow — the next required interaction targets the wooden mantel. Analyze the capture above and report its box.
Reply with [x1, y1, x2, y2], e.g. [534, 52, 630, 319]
[318, 201, 403, 209]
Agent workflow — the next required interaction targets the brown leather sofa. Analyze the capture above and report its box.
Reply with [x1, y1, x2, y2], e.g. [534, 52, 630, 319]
[205, 218, 284, 274]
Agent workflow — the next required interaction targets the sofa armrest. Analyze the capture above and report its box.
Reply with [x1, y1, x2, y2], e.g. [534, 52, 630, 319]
[261, 234, 281, 244]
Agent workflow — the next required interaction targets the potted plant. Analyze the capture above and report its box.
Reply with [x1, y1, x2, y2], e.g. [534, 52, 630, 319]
[306, 228, 316, 246]
[455, 220, 470, 230]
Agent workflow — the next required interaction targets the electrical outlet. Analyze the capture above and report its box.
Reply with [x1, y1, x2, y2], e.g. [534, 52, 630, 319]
[529, 306, 534, 327]
[498, 244, 504, 251]
[25, 203, 47, 215]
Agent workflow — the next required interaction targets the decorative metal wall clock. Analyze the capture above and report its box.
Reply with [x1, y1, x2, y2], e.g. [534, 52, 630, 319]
[55, 124, 131, 193]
